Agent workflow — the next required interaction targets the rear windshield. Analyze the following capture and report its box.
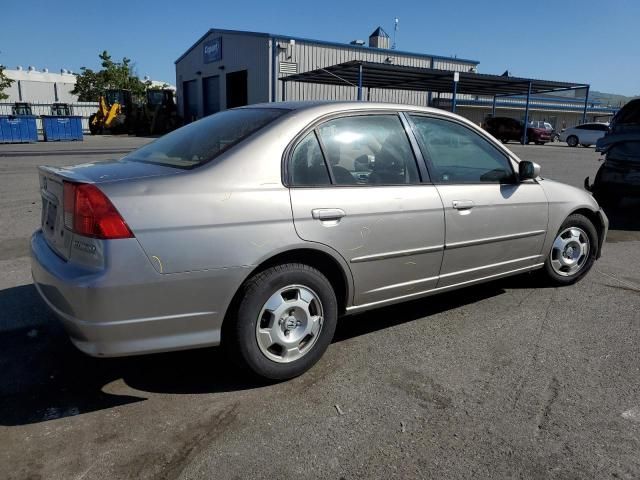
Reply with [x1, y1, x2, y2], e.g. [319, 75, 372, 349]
[123, 108, 287, 169]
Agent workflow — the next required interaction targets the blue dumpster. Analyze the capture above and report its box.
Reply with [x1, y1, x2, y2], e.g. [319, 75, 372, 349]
[0, 115, 38, 143]
[42, 116, 84, 142]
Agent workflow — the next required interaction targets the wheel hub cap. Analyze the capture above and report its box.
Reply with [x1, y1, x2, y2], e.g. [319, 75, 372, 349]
[550, 227, 590, 276]
[256, 285, 324, 363]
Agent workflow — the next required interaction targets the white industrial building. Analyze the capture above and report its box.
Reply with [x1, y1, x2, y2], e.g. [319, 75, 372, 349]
[0, 66, 174, 132]
[2, 66, 78, 104]
[175, 27, 617, 128]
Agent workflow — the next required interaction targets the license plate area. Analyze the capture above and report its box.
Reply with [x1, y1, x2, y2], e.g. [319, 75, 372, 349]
[44, 199, 58, 233]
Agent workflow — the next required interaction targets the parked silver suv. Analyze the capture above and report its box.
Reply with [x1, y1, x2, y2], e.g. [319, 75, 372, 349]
[31, 102, 608, 379]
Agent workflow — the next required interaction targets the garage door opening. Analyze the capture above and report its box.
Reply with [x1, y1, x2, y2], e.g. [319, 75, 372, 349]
[183, 79, 198, 124]
[226, 70, 248, 109]
[203, 75, 220, 116]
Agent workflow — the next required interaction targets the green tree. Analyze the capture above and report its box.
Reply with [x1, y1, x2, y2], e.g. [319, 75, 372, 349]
[0, 65, 14, 101]
[71, 50, 147, 101]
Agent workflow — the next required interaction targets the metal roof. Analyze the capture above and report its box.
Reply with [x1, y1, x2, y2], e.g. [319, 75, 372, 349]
[370, 27, 389, 38]
[280, 60, 589, 97]
[175, 29, 479, 65]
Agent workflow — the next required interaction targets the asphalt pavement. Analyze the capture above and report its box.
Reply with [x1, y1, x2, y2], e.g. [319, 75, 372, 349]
[0, 137, 638, 480]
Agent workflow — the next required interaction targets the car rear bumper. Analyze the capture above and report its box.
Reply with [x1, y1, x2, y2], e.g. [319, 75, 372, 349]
[30, 230, 248, 357]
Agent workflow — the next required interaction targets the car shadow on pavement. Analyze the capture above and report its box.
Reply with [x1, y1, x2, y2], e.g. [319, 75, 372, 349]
[0, 272, 547, 427]
[0, 285, 265, 427]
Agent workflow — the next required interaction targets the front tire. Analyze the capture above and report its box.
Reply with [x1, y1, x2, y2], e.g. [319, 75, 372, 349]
[567, 135, 579, 147]
[542, 214, 598, 285]
[227, 263, 338, 380]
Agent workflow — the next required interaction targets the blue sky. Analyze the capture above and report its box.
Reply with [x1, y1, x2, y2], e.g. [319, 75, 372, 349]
[1, 0, 637, 95]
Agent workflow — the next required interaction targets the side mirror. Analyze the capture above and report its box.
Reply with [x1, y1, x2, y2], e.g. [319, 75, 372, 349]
[519, 160, 541, 180]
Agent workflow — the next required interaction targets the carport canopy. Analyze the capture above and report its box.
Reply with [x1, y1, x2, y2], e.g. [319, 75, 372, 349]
[280, 60, 590, 144]
[280, 60, 587, 98]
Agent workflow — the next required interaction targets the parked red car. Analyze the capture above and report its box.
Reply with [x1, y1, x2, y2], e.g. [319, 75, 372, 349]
[484, 117, 551, 145]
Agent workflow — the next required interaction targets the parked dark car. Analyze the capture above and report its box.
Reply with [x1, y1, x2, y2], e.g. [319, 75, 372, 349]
[484, 117, 551, 144]
[586, 99, 640, 206]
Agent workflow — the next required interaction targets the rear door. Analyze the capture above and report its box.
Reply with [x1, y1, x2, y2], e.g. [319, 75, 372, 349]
[288, 112, 445, 307]
[407, 114, 548, 287]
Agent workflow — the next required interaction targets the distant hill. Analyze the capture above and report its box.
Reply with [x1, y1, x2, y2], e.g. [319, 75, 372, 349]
[590, 91, 638, 108]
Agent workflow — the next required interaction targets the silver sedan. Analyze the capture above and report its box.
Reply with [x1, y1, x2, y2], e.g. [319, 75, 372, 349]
[31, 102, 608, 379]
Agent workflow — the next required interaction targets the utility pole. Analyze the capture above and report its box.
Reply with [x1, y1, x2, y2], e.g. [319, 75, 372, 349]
[392, 18, 399, 50]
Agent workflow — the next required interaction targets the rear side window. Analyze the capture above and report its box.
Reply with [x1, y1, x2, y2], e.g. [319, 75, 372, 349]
[316, 115, 421, 185]
[290, 132, 331, 186]
[124, 108, 286, 169]
[409, 115, 515, 184]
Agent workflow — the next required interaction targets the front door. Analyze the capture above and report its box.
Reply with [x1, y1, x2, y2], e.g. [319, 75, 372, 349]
[288, 113, 445, 308]
[407, 114, 548, 288]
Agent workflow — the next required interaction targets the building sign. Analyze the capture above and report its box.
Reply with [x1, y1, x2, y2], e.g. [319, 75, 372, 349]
[203, 37, 222, 64]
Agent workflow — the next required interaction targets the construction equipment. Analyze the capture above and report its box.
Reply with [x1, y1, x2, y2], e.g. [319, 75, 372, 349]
[88, 89, 133, 135]
[50, 103, 73, 116]
[134, 89, 180, 135]
[12, 102, 33, 116]
[89, 88, 180, 136]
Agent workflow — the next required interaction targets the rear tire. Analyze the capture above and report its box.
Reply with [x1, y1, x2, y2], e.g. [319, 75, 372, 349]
[226, 263, 338, 380]
[567, 135, 579, 147]
[542, 214, 598, 286]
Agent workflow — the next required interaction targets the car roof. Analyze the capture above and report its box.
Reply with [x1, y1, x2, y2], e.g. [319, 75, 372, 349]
[240, 100, 465, 120]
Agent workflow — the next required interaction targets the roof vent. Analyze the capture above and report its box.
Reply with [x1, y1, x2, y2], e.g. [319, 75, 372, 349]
[16, 65, 23, 71]
[28, 65, 36, 72]
[369, 27, 390, 49]
[42, 67, 48, 73]
[350, 40, 366, 46]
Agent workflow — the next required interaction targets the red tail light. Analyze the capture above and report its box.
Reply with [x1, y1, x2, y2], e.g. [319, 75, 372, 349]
[63, 182, 133, 239]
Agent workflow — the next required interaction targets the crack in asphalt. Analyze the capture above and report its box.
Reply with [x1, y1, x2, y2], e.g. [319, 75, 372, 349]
[511, 289, 556, 410]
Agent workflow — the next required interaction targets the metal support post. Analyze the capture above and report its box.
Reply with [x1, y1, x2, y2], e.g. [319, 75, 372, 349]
[582, 85, 590, 124]
[357, 63, 363, 101]
[492, 96, 497, 116]
[522, 81, 532, 145]
[452, 71, 459, 113]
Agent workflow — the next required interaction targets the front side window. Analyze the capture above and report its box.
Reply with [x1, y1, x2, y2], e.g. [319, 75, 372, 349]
[124, 108, 286, 169]
[316, 115, 421, 185]
[409, 115, 515, 184]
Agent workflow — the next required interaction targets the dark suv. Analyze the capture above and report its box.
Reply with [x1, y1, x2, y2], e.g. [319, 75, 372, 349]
[586, 99, 640, 206]
[484, 117, 551, 145]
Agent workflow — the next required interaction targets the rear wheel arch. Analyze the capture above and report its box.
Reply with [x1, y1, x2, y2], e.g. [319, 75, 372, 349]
[221, 248, 352, 339]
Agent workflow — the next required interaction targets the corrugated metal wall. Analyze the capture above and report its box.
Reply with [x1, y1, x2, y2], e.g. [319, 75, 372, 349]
[274, 39, 473, 105]
[175, 32, 270, 117]
[175, 30, 476, 118]
[4, 79, 77, 104]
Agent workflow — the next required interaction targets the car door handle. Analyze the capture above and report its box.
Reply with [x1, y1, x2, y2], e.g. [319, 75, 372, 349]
[452, 200, 474, 210]
[311, 208, 346, 220]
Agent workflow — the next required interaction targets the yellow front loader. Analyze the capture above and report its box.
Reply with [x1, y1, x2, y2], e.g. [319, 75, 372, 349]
[88, 89, 133, 135]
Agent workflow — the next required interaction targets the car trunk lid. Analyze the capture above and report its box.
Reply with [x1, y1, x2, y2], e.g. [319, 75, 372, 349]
[37, 160, 181, 260]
